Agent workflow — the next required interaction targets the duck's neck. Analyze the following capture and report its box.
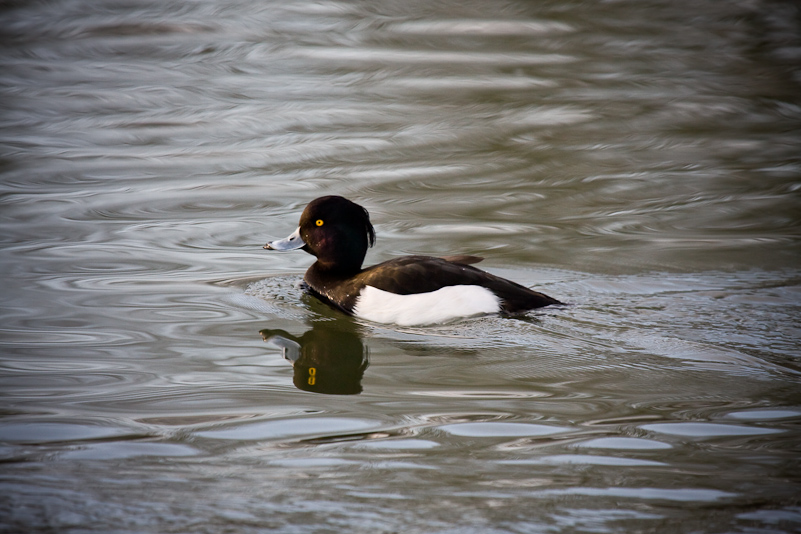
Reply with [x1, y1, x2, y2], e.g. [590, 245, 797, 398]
[308, 258, 363, 281]
[310, 244, 367, 276]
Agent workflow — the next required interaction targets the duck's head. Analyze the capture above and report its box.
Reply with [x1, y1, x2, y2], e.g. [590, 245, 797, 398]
[264, 196, 376, 272]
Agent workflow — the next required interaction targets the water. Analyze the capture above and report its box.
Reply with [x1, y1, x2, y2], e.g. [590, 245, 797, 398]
[1, 0, 800, 532]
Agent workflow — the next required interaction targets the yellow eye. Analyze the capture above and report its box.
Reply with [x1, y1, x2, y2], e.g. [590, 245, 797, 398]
[315, 219, 324, 226]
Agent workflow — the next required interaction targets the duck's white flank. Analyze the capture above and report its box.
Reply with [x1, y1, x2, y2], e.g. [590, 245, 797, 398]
[353, 285, 501, 326]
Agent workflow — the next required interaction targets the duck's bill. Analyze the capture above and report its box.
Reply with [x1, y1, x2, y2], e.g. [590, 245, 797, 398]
[264, 227, 305, 251]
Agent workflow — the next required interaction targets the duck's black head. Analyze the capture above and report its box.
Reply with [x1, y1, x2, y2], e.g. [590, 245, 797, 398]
[265, 196, 376, 273]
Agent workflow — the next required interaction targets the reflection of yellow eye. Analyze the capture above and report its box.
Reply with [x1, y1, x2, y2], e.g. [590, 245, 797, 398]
[315, 219, 324, 226]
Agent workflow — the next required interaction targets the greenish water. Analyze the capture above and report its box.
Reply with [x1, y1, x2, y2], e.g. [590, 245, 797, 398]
[1, 0, 800, 532]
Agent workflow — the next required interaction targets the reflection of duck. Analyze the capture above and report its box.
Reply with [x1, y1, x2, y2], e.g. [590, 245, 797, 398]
[260, 319, 368, 395]
[264, 196, 561, 326]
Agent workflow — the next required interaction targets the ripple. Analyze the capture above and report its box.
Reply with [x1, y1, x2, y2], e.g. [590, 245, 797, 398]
[725, 409, 801, 421]
[408, 390, 550, 399]
[293, 47, 576, 66]
[356, 439, 439, 450]
[0, 422, 140, 444]
[0, 329, 134, 346]
[537, 487, 737, 502]
[641, 422, 784, 438]
[439, 422, 573, 438]
[382, 76, 557, 93]
[388, 20, 574, 36]
[195, 417, 384, 441]
[576, 437, 672, 450]
[79, 21, 216, 39]
[242, 276, 311, 320]
[1, 359, 135, 373]
[61, 441, 200, 460]
[502, 455, 666, 467]
[268, 457, 358, 468]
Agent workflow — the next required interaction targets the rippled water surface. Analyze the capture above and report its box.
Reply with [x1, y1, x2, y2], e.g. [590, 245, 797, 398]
[1, 0, 800, 532]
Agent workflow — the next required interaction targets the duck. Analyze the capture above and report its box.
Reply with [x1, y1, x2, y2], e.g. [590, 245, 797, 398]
[264, 195, 561, 326]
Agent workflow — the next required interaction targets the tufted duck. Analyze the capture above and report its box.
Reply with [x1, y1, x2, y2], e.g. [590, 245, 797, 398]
[264, 196, 561, 325]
